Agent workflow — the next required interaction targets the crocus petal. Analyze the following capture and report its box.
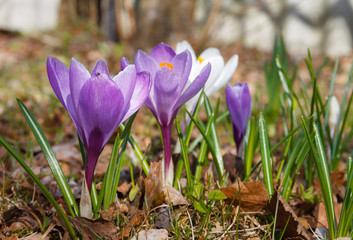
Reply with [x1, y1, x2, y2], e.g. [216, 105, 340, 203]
[91, 59, 109, 76]
[206, 54, 239, 97]
[77, 76, 125, 148]
[149, 43, 176, 65]
[176, 40, 197, 64]
[199, 47, 221, 59]
[47, 57, 70, 108]
[135, 50, 159, 79]
[154, 69, 179, 126]
[112, 65, 137, 116]
[69, 58, 91, 113]
[120, 57, 130, 71]
[225, 83, 251, 148]
[174, 63, 211, 111]
[203, 55, 224, 92]
[171, 50, 192, 95]
[122, 71, 151, 122]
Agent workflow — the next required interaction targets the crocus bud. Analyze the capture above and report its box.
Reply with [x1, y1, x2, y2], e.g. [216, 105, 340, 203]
[225, 82, 252, 151]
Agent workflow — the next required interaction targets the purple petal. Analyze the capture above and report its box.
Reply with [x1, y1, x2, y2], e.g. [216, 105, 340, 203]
[149, 43, 176, 65]
[91, 59, 109, 76]
[171, 50, 192, 95]
[154, 69, 180, 126]
[174, 63, 211, 111]
[47, 57, 70, 108]
[225, 83, 251, 148]
[112, 65, 137, 117]
[122, 71, 151, 122]
[69, 58, 91, 113]
[77, 76, 125, 149]
[120, 57, 129, 71]
[135, 50, 159, 78]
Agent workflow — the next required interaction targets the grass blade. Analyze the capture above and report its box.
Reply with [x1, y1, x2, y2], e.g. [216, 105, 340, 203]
[17, 99, 79, 217]
[259, 112, 274, 196]
[0, 136, 76, 238]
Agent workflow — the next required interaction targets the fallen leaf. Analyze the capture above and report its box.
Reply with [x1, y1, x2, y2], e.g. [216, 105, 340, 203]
[163, 185, 188, 206]
[144, 161, 164, 208]
[131, 229, 168, 240]
[69, 217, 117, 240]
[154, 207, 170, 229]
[120, 210, 144, 239]
[99, 202, 129, 222]
[268, 191, 311, 240]
[220, 181, 268, 212]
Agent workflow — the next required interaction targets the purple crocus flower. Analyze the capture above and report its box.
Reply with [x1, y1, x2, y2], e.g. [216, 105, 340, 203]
[225, 82, 251, 151]
[47, 57, 151, 190]
[135, 43, 211, 181]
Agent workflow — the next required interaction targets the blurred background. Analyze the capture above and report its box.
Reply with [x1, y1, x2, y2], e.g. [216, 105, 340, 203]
[0, 0, 353, 139]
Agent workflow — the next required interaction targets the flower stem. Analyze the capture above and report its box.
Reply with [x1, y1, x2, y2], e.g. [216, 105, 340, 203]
[85, 150, 99, 192]
[161, 125, 172, 183]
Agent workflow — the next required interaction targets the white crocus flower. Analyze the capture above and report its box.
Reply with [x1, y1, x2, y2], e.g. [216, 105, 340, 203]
[176, 40, 239, 112]
[329, 96, 340, 138]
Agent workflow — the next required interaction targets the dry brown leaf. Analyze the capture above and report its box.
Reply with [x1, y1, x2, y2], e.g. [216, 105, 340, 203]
[268, 191, 311, 240]
[314, 195, 342, 229]
[162, 185, 188, 206]
[120, 210, 145, 239]
[99, 201, 129, 222]
[154, 207, 170, 229]
[144, 161, 164, 208]
[131, 229, 168, 240]
[3, 205, 43, 233]
[19, 233, 50, 240]
[69, 217, 117, 240]
[220, 181, 268, 212]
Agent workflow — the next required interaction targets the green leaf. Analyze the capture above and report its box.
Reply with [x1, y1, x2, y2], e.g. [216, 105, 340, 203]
[193, 200, 207, 213]
[192, 184, 204, 200]
[0, 136, 76, 239]
[208, 190, 227, 200]
[17, 99, 79, 217]
[259, 112, 274, 196]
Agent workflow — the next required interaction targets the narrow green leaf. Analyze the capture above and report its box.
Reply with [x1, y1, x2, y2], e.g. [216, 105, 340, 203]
[0, 136, 76, 238]
[17, 99, 79, 217]
[259, 112, 274, 196]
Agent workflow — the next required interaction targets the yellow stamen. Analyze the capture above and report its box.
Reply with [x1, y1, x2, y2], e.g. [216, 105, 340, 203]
[159, 62, 174, 69]
[198, 57, 204, 63]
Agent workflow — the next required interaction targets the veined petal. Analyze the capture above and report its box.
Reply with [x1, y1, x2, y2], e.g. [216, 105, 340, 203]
[47, 57, 70, 108]
[112, 65, 137, 116]
[206, 54, 238, 96]
[120, 57, 130, 71]
[154, 69, 179, 126]
[77, 76, 125, 148]
[176, 40, 197, 64]
[174, 63, 211, 111]
[91, 59, 109, 76]
[149, 43, 176, 64]
[200, 47, 221, 59]
[171, 50, 192, 94]
[69, 58, 91, 113]
[122, 71, 151, 122]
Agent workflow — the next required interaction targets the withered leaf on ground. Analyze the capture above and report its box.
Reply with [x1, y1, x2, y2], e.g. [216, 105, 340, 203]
[99, 201, 129, 222]
[162, 185, 188, 206]
[144, 161, 164, 208]
[131, 229, 168, 240]
[268, 191, 311, 240]
[69, 217, 117, 240]
[154, 207, 171, 229]
[220, 181, 268, 212]
[120, 210, 145, 239]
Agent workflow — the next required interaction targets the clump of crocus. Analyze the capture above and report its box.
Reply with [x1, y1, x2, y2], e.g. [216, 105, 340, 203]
[225, 82, 252, 153]
[135, 43, 211, 184]
[47, 57, 151, 191]
[176, 40, 238, 113]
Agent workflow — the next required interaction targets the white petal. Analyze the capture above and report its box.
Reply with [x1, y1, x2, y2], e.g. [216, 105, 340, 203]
[200, 48, 221, 59]
[176, 40, 197, 64]
[205, 54, 238, 96]
[203, 56, 224, 95]
[329, 96, 340, 127]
